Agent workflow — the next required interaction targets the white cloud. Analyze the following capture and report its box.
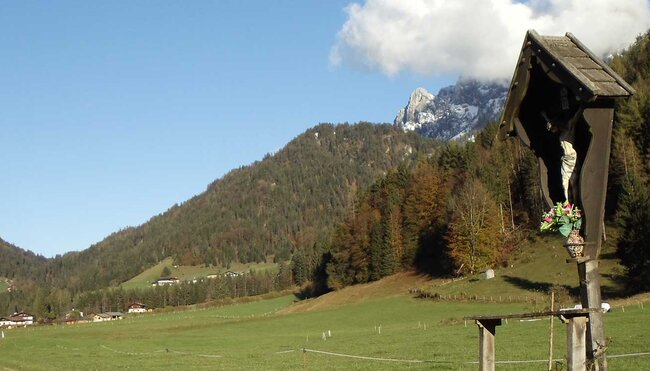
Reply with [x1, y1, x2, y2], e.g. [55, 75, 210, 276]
[330, 0, 650, 81]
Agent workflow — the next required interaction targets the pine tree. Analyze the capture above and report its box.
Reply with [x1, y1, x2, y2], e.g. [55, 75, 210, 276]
[616, 171, 650, 291]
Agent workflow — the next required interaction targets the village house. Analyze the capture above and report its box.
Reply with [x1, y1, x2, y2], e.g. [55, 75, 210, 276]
[106, 312, 124, 320]
[63, 309, 89, 325]
[92, 313, 110, 322]
[151, 276, 180, 286]
[65, 309, 84, 319]
[127, 302, 147, 313]
[92, 312, 124, 322]
[0, 312, 35, 328]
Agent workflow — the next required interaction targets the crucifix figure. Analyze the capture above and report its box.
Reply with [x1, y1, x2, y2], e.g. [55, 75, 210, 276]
[541, 88, 582, 202]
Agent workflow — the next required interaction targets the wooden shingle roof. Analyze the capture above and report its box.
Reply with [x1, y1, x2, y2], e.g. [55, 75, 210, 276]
[530, 30, 634, 99]
[500, 29, 635, 136]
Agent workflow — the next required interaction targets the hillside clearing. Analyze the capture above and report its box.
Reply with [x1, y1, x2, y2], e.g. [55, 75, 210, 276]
[120, 257, 278, 290]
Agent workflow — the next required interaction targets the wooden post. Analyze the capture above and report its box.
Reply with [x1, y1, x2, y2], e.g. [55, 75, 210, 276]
[576, 107, 613, 371]
[548, 291, 555, 371]
[578, 260, 606, 369]
[566, 316, 588, 371]
[476, 319, 501, 371]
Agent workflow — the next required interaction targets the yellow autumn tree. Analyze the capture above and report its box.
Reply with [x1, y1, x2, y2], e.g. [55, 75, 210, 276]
[446, 178, 503, 275]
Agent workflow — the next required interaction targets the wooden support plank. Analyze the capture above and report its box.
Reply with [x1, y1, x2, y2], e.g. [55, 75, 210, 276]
[476, 319, 501, 371]
[577, 107, 614, 371]
[465, 308, 598, 322]
[567, 316, 588, 371]
[578, 260, 607, 370]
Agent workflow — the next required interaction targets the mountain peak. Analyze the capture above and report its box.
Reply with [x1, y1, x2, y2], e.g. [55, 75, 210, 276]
[394, 80, 507, 140]
[393, 87, 435, 132]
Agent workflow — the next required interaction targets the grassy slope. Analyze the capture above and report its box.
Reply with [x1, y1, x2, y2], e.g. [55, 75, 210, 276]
[417, 229, 626, 308]
[0, 278, 8, 292]
[120, 257, 278, 290]
[287, 227, 627, 315]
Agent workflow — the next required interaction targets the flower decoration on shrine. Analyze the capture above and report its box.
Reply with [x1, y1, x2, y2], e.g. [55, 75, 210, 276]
[539, 201, 582, 237]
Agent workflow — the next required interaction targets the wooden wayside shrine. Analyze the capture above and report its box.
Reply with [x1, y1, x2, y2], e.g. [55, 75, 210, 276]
[467, 29, 634, 371]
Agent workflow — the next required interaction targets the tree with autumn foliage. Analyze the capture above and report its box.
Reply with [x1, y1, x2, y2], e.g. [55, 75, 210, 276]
[402, 159, 450, 273]
[446, 178, 504, 275]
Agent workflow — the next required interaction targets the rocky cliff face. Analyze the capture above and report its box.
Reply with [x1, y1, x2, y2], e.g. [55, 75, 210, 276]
[394, 80, 507, 140]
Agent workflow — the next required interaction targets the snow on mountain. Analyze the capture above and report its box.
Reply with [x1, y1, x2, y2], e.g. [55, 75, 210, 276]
[394, 80, 508, 141]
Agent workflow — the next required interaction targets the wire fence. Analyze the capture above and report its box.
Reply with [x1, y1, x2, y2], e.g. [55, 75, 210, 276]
[413, 290, 548, 305]
[60, 342, 650, 366]
[299, 347, 650, 366]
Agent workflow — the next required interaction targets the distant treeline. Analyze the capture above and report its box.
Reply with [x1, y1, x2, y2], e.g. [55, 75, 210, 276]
[1, 265, 292, 320]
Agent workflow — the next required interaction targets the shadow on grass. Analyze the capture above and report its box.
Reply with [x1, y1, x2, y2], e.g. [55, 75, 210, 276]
[502, 275, 579, 296]
[601, 272, 630, 299]
[503, 275, 629, 300]
[599, 251, 618, 260]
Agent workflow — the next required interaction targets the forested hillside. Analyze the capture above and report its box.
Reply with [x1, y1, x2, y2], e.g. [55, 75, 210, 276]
[609, 31, 650, 290]
[0, 238, 47, 282]
[37, 123, 438, 293]
[294, 123, 533, 296]
[294, 31, 650, 296]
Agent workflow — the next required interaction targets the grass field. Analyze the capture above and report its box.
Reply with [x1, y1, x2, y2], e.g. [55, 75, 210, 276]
[2, 228, 648, 370]
[1, 277, 649, 370]
[0, 279, 8, 292]
[120, 257, 279, 290]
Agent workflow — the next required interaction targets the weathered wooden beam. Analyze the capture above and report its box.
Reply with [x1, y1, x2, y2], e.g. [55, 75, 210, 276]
[566, 316, 588, 371]
[577, 107, 613, 371]
[476, 319, 501, 371]
[578, 260, 607, 370]
[464, 308, 598, 322]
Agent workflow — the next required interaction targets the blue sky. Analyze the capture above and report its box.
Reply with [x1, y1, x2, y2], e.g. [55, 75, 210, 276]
[0, 1, 454, 257]
[2, 1, 648, 257]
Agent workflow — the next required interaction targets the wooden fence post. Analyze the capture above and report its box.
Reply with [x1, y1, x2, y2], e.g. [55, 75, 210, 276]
[567, 316, 588, 371]
[476, 319, 501, 371]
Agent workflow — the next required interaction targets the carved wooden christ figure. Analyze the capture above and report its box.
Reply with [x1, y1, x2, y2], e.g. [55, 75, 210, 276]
[518, 63, 590, 208]
[542, 90, 581, 202]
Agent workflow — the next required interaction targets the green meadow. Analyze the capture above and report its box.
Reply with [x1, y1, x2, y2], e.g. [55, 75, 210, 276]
[1, 288, 649, 370]
[0, 279, 8, 292]
[3, 234, 649, 370]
